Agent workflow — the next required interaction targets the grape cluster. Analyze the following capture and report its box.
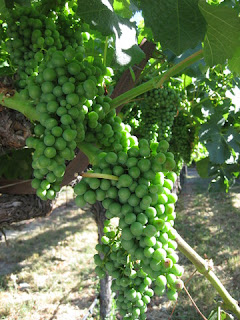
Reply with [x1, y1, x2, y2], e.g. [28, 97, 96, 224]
[169, 111, 195, 174]
[5, 6, 114, 199]
[74, 139, 184, 318]
[39, 0, 68, 14]
[85, 108, 137, 153]
[122, 84, 181, 142]
[95, 236, 154, 320]
[24, 47, 111, 200]
[6, 6, 86, 90]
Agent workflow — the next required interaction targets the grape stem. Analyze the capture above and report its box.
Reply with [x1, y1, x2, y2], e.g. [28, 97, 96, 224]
[110, 49, 204, 109]
[0, 91, 40, 122]
[103, 36, 108, 67]
[77, 142, 101, 165]
[175, 232, 240, 319]
[82, 172, 119, 181]
[183, 286, 208, 320]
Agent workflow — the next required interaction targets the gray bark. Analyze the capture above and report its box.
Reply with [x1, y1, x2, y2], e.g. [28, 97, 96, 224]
[92, 201, 112, 320]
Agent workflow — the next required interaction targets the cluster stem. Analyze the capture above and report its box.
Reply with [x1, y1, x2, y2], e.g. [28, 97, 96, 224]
[175, 232, 240, 319]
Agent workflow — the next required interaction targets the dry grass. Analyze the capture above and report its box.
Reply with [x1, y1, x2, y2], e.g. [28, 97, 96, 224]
[0, 187, 98, 320]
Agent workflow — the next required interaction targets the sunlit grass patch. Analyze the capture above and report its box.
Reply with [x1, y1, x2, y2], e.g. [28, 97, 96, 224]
[0, 189, 99, 320]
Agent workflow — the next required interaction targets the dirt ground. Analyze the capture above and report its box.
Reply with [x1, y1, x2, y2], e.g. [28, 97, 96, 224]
[0, 169, 239, 320]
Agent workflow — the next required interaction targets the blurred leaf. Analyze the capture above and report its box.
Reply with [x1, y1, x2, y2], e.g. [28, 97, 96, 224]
[0, 0, 8, 14]
[206, 136, 231, 164]
[196, 157, 210, 178]
[192, 104, 205, 119]
[113, 0, 132, 18]
[223, 127, 240, 153]
[0, 66, 14, 76]
[4, 0, 14, 9]
[209, 176, 227, 192]
[182, 74, 192, 87]
[129, 66, 136, 82]
[199, 112, 226, 141]
[199, 123, 220, 141]
[208, 307, 234, 320]
[13, 0, 31, 6]
[229, 47, 240, 75]
[171, 42, 206, 77]
[120, 44, 145, 67]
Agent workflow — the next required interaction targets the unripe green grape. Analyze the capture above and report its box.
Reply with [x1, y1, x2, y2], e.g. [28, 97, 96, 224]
[154, 285, 165, 296]
[137, 213, 148, 225]
[144, 236, 156, 247]
[121, 227, 133, 240]
[130, 222, 143, 236]
[167, 289, 178, 301]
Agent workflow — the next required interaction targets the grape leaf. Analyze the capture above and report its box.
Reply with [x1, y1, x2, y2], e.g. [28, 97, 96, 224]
[140, 0, 206, 55]
[208, 308, 229, 320]
[223, 127, 240, 153]
[4, 0, 14, 9]
[206, 136, 231, 164]
[209, 176, 228, 193]
[13, 0, 31, 6]
[228, 47, 240, 75]
[0, 66, 14, 76]
[171, 42, 206, 77]
[196, 157, 210, 178]
[77, 0, 144, 66]
[199, 116, 224, 141]
[0, 0, 7, 15]
[120, 43, 145, 67]
[199, 0, 240, 66]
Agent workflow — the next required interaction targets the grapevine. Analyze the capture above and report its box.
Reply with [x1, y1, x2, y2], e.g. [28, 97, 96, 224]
[0, 1, 240, 319]
[4, 8, 186, 316]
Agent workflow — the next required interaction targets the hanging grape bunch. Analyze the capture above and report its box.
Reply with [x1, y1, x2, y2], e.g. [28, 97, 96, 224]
[169, 111, 195, 174]
[5, 6, 113, 200]
[74, 139, 184, 319]
[122, 84, 181, 143]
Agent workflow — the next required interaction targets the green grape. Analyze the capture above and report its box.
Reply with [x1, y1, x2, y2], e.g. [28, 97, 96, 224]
[130, 222, 143, 236]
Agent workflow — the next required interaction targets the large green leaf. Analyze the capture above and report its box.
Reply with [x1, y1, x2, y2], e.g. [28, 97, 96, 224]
[223, 127, 240, 153]
[199, 113, 225, 141]
[140, 0, 206, 55]
[199, 117, 232, 164]
[206, 136, 231, 164]
[199, 0, 240, 67]
[172, 42, 206, 77]
[0, 0, 7, 15]
[209, 176, 228, 193]
[228, 47, 240, 75]
[77, 0, 145, 66]
[5, 0, 14, 8]
[196, 157, 210, 178]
